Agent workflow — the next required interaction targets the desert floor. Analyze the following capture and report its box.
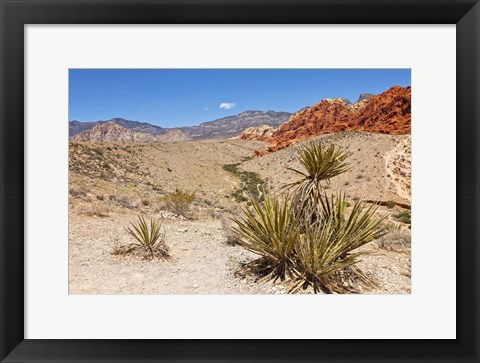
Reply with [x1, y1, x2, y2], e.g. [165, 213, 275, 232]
[69, 132, 411, 294]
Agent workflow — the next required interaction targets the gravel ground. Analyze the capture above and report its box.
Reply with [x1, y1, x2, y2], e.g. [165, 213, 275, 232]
[69, 207, 410, 295]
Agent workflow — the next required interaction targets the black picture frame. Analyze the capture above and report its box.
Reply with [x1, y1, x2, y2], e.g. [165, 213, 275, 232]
[1, 0, 478, 362]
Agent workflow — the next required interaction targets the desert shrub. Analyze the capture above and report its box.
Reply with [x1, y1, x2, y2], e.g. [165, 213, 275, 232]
[123, 216, 169, 259]
[232, 140, 387, 294]
[113, 195, 138, 209]
[377, 225, 411, 250]
[92, 147, 104, 156]
[386, 200, 396, 209]
[394, 210, 411, 224]
[141, 199, 150, 206]
[69, 187, 87, 198]
[163, 189, 196, 217]
[221, 217, 239, 246]
[80, 204, 110, 217]
[223, 163, 265, 202]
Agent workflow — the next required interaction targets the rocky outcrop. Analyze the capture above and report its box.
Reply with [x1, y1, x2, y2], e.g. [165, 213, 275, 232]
[71, 121, 189, 142]
[358, 93, 375, 102]
[352, 86, 411, 134]
[254, 86, 411, 156]
[238, 125, 276, 140]
[349, 93, 374, 111]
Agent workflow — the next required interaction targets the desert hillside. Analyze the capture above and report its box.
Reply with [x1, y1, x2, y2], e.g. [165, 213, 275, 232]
[243, 132, 411, 206]
[69, 135, 411, 295]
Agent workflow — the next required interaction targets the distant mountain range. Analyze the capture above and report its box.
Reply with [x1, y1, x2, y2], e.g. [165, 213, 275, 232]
[71, 121, 189, 143]
[69, 110, 292, 142]
[69, 88, 409, 147]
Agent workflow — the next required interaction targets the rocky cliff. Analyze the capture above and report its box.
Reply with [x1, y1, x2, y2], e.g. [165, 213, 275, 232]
[244, 86, 411, 156]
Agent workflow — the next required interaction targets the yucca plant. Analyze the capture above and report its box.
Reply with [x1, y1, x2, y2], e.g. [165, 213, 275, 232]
[290, 193, 387, 293]
[232, 138, 389, 293]
[285, 141, 351, 198]
[231, 192, 302, 281]
[126, 216, 167, 259]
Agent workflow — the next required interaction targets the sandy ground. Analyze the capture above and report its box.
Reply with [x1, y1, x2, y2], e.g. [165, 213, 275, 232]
[69, 209, 410, 295]
[69, 134, 411, 295]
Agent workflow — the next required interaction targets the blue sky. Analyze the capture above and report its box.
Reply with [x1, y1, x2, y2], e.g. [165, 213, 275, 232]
[69, 69, 411, 127]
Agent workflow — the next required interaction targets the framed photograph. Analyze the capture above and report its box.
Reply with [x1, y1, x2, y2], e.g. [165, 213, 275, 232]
[1, 0, 478, 362]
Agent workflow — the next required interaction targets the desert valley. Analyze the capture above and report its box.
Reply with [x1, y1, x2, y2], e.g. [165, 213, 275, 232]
[69, 84, 412, 295]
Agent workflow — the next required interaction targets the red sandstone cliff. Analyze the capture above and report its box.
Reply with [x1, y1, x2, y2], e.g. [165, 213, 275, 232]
[240, 86, 411, 156]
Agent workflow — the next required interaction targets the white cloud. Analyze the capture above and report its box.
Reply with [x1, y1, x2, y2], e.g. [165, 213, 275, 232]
[219, 102, 236, 110]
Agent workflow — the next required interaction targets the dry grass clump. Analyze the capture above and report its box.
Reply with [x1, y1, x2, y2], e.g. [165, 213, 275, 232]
[111, 195, 139, 209]
[377, 225, 411, 251]
[113, 216, 169, 260]
[69, 187, 88, 198]
[163, 189, 195, 217]
[79, 204, 111, 217]
[220, 217, 239, 246]
[232, 140, 388, 294]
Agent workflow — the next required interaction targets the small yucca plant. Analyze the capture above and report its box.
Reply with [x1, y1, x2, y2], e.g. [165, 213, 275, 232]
[126, 216, 167, 259]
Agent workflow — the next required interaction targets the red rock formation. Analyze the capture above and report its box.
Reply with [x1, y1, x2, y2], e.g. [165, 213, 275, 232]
[352, 86, 411, 134]
[253, 86, 411, 156]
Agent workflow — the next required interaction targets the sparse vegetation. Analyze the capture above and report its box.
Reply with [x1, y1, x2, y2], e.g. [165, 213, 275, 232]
[221, 218, 238, 246]
[232, 141, 387, 293]
[223, 163, 265, 202]
[113, 195, 138, 209]
[69, 132, 411, 295]
[394, 210, 411, 224]
[80, 204, 111, 217]
[120, 216, 169, 259]
[163, 189, 196, 217]
[386, 200, 396, 209]
[69, 187, 87, 198]
[377, 226, 411, 250]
